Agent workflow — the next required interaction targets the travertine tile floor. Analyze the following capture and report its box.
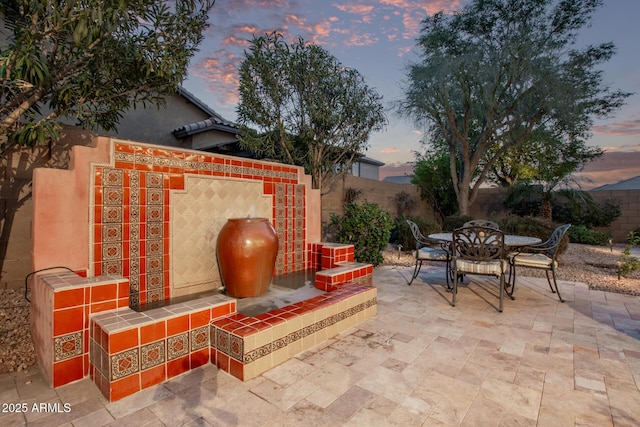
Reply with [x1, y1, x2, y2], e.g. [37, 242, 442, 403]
[2, 265, 639, 426]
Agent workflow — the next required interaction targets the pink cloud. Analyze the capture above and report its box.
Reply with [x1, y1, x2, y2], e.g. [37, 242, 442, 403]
[381, 147, 399, 153]
[191, 49, 242, 107]
[592, 119, 640, 136]
[333, 4, 375, 15]
[602, 144, 640, 152]
[193, 0, 469, 114]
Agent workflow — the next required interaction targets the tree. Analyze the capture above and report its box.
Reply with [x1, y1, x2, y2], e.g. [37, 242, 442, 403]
[398, 0, 630, 215]
[237, 32, 387, 192]
[0, 0, 215, 155]
[486, 132, 603, 188]
[411, 148, 458, 223]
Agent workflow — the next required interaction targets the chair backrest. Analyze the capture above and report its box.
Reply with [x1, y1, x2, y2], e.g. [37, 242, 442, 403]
[545, 224, 571, 257]
[452, 226, 505, 261]
[406, 219, 428, 249]
[463, 219, 499, 229]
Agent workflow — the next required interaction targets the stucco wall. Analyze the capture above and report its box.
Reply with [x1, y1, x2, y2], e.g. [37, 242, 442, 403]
[590, 190, 640, 242]
[321, 174, 438, 229]
[1, 126, 95, 289]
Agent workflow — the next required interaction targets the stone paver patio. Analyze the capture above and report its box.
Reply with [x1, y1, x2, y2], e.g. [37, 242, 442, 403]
[1, 265, 639, 426]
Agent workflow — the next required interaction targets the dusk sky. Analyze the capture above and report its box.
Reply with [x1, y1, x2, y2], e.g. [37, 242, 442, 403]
[182, 0, 640, 166]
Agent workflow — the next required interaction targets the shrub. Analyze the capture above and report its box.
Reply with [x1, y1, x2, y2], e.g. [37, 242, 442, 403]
[567, 225, 610, 246]
[553, 196, 621, 228]
[442, 215, 473, 231]
[499, 215, 569, 254]
[392, 216, 441, 250]
[393, 191, 417, 218]
[330, 201, 394, 266]
[617, 231, 640, 278]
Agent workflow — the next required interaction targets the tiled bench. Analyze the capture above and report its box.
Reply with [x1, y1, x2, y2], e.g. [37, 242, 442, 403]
[32, 243, 377, 402]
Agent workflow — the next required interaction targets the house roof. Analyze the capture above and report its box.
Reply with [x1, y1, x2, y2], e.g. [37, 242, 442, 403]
[382, 175, 414, 184]
[358, 156, 385, 166]
[591, 175, 640, 191]
[173, 86, 240, 138]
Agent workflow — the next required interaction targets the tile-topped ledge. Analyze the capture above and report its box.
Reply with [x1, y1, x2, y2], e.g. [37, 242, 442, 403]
[30, 271, 130, 388]
[31, 243, 377, 402]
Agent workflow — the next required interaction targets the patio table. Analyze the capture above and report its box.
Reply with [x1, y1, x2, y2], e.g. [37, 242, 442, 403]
[428, 233, 541, 247]
[428, 232, 542, 297]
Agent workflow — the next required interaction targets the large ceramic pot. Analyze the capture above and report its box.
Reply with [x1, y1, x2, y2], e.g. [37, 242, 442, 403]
[216, 218, 279, 298]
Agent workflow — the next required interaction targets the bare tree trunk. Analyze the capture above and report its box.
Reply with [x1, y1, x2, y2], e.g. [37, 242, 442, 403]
[540, 200, 553, 221]
[458, 185, 470, 216]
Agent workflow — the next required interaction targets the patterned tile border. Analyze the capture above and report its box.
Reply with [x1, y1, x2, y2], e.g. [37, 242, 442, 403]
[140, 341, 165, 370]
[110, 348, 139, 381]
[233, 297, 377, 365]
[54, 332, 83, 362]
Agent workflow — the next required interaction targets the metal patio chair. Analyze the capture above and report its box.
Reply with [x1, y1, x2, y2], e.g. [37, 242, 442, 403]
[406, 220, 452, 286]
[507, 224, 571, 302]
[452, 226, 508, 312]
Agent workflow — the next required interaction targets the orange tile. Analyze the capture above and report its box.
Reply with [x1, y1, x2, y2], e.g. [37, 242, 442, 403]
[91, 300, 117, 314]
[109, 328, 139, 353]
[190, 348, 210, 369]
[94, 244, 103, 264]
[229, 358, 244, 381]
[190, 309, 210, 328]
[167, 355, 190, 379]
[110, 373, 141, 402]
[53, 306, 84, 336]
[167, 314, 189, 336]
[83, 354, 89, 377]
[117, 281, 130, 299]
[94, 167, 103, 186]
[83, 330, 89, 354]
[141, 364, 166, 389]
[53, 356, 84, 387]
[211, 304, 233, 319]
[54, 288, 85, 309]
[94, 206, 103, 224]
[115, 143, 135, 154]
[233, 325, 258, 337]
[114, 160, 134, 170]
[215, 351, 229, 373]
[140, 322, 166, 344]
[91, 284, 117, 303]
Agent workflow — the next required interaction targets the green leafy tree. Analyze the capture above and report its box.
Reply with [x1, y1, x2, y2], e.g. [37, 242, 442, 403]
[486, 132, 603, 188]
[411, 148, 458, 223]
[398, 0, 630, 215]
[237, 32, 387, 192]
[0, 0, 215, 155]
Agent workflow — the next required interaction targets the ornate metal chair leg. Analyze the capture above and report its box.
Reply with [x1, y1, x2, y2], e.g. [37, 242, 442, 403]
[549, 269, 564, 303]
[408, 260, 421, 285]
[452, 281, 457, 307]
[506, 262, 517, 299]
[499, 275, 504, 312]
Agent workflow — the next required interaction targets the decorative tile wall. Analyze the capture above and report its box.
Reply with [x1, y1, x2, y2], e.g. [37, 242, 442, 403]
[31, 137, 378, 403]
[90, 141, 305, 305]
